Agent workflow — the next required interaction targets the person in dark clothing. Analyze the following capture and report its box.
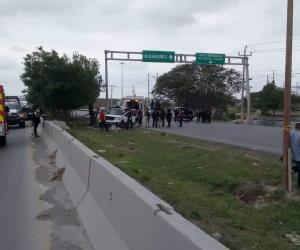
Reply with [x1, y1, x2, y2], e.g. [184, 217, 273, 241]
[291, 122, 300, 186]
[207, 109, 211, 123]
[33, 106, 41, 137]
[160, 109, 166, 127]
[196, 110, 201, 123]
[137, 109, 143, 127]
[166, 109, 172, 128]
[175, 109, 179, 122]
[145, 109, 150, 127]
[99, 110, 109, 131]
[152, 109, 158, 128]
[201, 110, 206, 123]
[178, 110, 184, 127]
[126, 110, 133, 129]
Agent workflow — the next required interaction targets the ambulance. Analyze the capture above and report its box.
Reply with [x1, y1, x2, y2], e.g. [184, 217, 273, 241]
[0, 85, 7, 145]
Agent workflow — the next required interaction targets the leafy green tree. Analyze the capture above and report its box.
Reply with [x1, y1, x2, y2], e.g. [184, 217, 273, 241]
[252, 81, 300, 114]
[292, 94, 300, 111]
[152, 63, 241, 110]
[21, 47, 103, 120]
[254, 82, 283, 115]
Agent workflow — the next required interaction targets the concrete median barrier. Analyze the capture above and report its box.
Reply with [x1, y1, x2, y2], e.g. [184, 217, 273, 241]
[43, 121, 228, 250]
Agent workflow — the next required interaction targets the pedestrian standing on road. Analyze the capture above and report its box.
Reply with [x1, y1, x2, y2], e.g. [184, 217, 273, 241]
[145, 109, 150, 127]
[152, 109, 158, 128]
[157, 109, 161, 128]
[160, 109, 166, 127]
[166, 109, 172, 128]
[137, 109, 143, 127]
[178, 110, 184, 127]
[291, 122, 300, 187]
[196, 110, 201, 123]
[202, 110, 206, 123]
[171, 109, 175, 121]
[126, 109, 133, 129]
[98, 110, 109, 132]
[33, 106, 41, 137]
[207, 108, 212, 123]
[175, 109, 179, 123]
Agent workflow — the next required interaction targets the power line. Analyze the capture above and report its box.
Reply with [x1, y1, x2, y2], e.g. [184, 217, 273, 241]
[248, 36, 300, 47]
[252, 45, 300, 52]
[252, 48, 300, 54]
[251, 68, 300, 73]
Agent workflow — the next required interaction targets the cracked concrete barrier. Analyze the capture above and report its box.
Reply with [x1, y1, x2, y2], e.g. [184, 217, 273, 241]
[43, 121, 228, 250]
[44, 122, 90, 206]
[88, 156, 228, 250]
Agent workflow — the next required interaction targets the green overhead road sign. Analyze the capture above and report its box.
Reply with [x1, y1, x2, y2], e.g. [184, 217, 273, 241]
[142, 50, 175, 63]
[196, 53, 225, 65]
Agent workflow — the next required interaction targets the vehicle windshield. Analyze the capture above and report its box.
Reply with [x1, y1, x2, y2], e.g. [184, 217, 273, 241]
[7, 102, 21, 111]
[126, 100, 139, 110]
[107, 108, 125, 116]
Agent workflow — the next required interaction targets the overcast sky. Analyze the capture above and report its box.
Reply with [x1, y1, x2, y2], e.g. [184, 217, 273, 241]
[0, 0, 299, 99]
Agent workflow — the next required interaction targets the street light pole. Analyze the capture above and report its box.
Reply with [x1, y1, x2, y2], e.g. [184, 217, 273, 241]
[245, 57, 251, 124]
[283, 0, 294, 191]
[105, 51, 109, 107]
[147, 73, 150, 103]
[120, 62, 124, 100]
[241, 46, 247, 120]
[109, 85, 116, 107]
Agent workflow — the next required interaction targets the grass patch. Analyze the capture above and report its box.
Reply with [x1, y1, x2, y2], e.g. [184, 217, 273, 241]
[68, 125, 300, 250]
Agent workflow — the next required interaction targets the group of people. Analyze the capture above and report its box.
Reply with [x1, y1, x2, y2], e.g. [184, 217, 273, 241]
[145, 109, 174, 128]
[97, 107, 213, 132]
[145, 108, 212, 128]
[195, 109, 212, 124]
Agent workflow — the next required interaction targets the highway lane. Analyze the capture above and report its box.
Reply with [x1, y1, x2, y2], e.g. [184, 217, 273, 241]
[153, 121, 282, 155]
[0, 127, 50, 250]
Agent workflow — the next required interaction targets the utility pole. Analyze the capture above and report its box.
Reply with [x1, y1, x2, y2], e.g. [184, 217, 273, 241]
[267, 74, 269, 84]
[245, 57, 251, 124]
[109, 85, 116, 107]
[239, 46, 252, 123]
[150, 73, 159, 100]
[131, 85, 135, 98]
[272, 70, 275, 83]
[147, 73, 150, 104]
[105, 50, 109, 107]
[120, 62, 124, 100]
[283, 0, 294, 192]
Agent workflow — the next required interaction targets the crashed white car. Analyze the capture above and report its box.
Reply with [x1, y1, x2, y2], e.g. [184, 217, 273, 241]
[105, 107, 136, 127]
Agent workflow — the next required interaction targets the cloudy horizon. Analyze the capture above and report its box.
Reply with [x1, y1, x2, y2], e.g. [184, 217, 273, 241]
[0, 0, 299, 99]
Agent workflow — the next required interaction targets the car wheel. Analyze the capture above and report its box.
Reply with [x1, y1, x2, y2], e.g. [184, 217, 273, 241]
[0, 136, 6, 146]
[19, 122, 26, 128]
[120, 120, 125, 128]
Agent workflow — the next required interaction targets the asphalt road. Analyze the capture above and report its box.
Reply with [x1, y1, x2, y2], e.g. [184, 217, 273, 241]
[0, 127, 50, 250]
[153, 121, 282, 155]
[0, 125, 94, 250]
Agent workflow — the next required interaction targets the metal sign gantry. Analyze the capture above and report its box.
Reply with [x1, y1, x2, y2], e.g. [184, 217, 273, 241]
[104, 50, 250, 122]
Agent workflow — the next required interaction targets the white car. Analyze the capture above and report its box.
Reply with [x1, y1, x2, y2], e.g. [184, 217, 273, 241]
[105, 107, 136, 127]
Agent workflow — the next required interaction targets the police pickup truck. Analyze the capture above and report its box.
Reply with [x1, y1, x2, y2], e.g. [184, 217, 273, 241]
[105, 107, 136, 128]
[0, 85, 7, 145]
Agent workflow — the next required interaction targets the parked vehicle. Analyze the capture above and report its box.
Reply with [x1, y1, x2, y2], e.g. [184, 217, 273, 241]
[21, 103, 34, 120]
[6, 102, 26, 128]
[0, 85, 8, 145]
[105, 107, 136, 127]
[5, 96, 21, 107]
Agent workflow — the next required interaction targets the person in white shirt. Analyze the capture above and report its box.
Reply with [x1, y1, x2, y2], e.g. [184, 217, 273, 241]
[290, 122, 300, 186]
